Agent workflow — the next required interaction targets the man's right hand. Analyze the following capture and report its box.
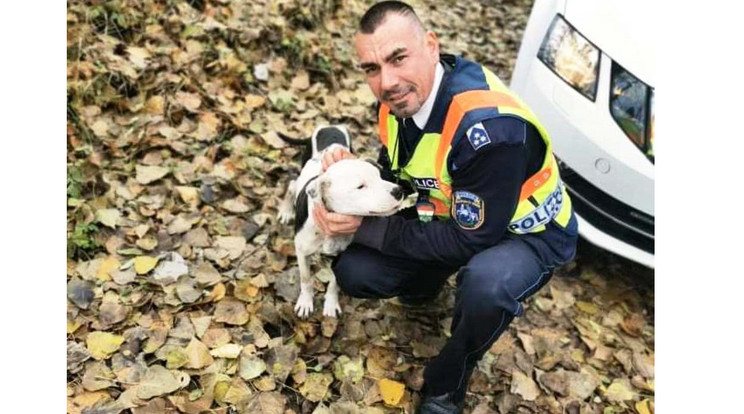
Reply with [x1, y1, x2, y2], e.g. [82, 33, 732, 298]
[321, 146, 355, 171]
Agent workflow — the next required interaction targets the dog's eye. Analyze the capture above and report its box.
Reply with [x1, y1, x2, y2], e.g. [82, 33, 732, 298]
[357, 184, 365, 190]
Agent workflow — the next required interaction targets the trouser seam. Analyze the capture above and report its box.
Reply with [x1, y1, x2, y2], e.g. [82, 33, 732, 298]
[455, 311, 507, 391]
[454, 261, 557, 391]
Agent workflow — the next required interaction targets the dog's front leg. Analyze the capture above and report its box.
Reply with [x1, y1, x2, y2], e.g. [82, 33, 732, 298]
[277, 179, 297, 224]
[322, 272, 342, 318]
[294, 249, 315, 318]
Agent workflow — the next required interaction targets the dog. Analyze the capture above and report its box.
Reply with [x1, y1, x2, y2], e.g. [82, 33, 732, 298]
[277, 126, 404, 318]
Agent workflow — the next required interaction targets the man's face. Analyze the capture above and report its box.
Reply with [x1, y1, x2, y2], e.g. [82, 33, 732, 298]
[354, 14, 439, 118]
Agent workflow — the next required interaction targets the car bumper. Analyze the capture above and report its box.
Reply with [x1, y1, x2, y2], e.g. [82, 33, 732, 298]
[559, 160, 654, 268]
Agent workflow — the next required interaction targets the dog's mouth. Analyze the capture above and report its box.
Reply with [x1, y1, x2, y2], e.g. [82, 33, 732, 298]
[364, 201, 404, 217]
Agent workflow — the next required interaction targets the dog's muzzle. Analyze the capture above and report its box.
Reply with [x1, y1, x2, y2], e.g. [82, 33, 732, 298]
[390, 186, 404, 201]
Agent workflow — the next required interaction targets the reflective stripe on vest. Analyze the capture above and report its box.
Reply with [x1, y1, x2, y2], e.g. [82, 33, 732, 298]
[377, 64, 572, 233]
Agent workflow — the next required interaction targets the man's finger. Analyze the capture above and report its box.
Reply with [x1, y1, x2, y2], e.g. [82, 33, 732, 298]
[314, 204, 331, 235]
[321, 152, 333, 171]
[321, 147, 353, 171]
[326, 213, 361, 234]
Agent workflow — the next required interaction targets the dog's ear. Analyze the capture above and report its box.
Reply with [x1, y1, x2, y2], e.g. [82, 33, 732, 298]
[306, 177, 325, 204]
[363, 159, 382, 170]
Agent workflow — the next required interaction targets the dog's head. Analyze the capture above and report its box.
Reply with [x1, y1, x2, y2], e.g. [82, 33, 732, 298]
[306, 159, 404, 216]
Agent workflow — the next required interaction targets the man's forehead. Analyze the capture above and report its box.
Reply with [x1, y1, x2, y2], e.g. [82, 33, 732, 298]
[355, 14, 420, 54]
[355, 35, 409, 55]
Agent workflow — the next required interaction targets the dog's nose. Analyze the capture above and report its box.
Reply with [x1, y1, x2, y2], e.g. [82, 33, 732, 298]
[390, 186, 404, 200]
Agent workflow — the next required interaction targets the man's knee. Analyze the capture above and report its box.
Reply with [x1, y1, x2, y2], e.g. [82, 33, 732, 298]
[332, 253, 365, 297]
[332, 248, 399, 299]
[457, 245, 547, 316]
[458, 264, 521, 316]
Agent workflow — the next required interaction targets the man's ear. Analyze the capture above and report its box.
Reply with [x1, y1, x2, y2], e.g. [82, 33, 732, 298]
[426, 30, 439, 57]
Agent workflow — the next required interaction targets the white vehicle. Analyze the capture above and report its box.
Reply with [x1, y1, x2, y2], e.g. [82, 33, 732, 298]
[510, 0, 654, 268]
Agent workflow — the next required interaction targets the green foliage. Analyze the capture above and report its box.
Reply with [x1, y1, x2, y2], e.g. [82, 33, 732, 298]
[88, 1, 145, 42]
[280, 35, 308, 66]
[68, 222, 101, 259]
[67, 162, 85, 199]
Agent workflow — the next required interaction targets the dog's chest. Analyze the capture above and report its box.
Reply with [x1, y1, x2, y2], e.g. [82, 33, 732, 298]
[321, 235, 353, 255]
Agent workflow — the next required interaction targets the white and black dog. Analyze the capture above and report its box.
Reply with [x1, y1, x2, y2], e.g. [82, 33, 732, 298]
[277, 126, 404, 318]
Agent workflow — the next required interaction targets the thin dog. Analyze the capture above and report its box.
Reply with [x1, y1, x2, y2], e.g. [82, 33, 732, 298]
[277, 128, 404, 318]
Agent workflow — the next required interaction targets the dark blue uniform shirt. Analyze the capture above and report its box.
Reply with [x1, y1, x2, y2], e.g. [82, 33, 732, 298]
[353, 115, 546, 266]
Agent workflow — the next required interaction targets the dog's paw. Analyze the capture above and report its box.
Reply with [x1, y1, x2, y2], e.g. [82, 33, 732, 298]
[322, 295, 342, 318]
[277, 208, 294, 224]
[294, 293, 314, 318]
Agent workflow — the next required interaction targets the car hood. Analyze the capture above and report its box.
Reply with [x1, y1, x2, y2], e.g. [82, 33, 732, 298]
[566, 0, 653, 86]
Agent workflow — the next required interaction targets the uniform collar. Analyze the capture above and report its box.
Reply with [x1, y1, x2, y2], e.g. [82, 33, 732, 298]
[410, 62, 444, 130]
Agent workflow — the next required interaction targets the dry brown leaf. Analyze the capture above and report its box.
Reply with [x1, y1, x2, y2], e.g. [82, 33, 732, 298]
[214, 299, 249, 325]
[604, 379, 636, 402]
[290, 71, 310, 91]
[136, 165, 169, 184]
[299, 373, 333, 403]
[67, 391, 112, 414]
[184, 337, 214, 369]
[510, 370, 539, 401]
[136, 365, 183, 399]
[175, 91, 201, 112]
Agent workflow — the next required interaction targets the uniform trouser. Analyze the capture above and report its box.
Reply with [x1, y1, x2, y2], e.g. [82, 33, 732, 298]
[332, 216, 578, 396]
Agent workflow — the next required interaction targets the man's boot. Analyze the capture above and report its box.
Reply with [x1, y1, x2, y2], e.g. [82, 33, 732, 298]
[416, 368, 472, 414]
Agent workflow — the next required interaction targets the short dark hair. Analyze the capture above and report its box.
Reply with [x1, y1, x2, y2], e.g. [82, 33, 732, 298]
[359, 1, 420, 34]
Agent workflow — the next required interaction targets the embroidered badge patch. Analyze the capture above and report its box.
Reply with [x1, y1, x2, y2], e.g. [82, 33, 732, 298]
[452, 191, 485, 230]
[416, 201, 435, 223]
[466, 122, 491, 151]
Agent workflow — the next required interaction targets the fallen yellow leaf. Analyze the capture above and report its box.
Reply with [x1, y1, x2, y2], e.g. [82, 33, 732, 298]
[575, 301, 598, 314]
[378, 378, 405, 406]
[67, 391, 112, 414]
[134, 256, 159, 275]
[145, 95, 164, 115]
[205, 283, 226, 302]
[67, 319, 82, 334]
[636, 399, 653, 414]
[86, 332, 124, 360]
[175, 186, 199, 204]
[243, 284, 260, 298]
[97, 256, 121, 281]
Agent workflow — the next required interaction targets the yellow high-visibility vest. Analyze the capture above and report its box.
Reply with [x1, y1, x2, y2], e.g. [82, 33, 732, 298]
[378, 62, 572, 234]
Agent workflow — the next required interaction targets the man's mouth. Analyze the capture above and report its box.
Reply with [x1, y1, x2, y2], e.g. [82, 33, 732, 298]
[383, 86, 415, 104]
[389, 91, 409, 102]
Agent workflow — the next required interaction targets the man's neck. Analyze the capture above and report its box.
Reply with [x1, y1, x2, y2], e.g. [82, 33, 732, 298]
[410, 62, 444, 130]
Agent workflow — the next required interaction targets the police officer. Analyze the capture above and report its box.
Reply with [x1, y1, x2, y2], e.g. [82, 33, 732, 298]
[313, 2, 579, 413]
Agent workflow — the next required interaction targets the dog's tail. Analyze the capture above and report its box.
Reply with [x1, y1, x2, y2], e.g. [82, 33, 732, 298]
[276, 132, 311, 147]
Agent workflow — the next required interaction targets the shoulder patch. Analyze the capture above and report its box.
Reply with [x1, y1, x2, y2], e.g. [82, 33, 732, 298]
[466, 122, 491, 151]
[452, 191, 485, 230]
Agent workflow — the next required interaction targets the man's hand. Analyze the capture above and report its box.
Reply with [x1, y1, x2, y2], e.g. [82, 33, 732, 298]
[321, 146, 355, 171]
[313, 203, 362, 236]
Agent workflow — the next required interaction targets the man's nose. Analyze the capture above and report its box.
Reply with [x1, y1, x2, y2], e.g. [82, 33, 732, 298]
[380, 66, 398, 93]
[390, 186, 404, 200]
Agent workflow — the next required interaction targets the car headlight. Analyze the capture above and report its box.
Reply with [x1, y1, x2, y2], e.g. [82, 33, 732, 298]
[610, 62, 654, 161]
[538, 14, 600, 101]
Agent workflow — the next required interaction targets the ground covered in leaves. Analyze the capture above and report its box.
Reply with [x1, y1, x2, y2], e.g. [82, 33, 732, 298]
[67, 1, 655, 413]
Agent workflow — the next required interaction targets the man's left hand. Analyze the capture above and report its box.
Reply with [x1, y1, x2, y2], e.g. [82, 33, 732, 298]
[313, 203, 362, 236]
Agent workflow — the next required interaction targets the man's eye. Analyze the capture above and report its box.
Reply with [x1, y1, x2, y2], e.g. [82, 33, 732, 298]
[393, 56, 406, 63]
